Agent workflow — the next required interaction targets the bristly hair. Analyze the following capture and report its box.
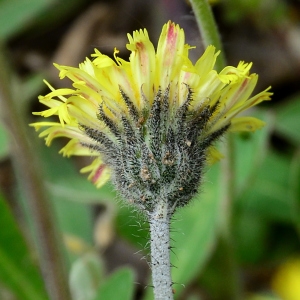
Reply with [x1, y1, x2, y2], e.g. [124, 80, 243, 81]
[80, 85, 230, 217]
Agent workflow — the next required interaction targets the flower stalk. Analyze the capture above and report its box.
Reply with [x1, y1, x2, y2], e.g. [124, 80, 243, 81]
[189, 0, 226, 71]
[149, 200, 173, 299]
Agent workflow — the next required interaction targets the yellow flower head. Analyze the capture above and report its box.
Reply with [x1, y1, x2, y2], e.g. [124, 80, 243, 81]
[31, 21, 271, 213]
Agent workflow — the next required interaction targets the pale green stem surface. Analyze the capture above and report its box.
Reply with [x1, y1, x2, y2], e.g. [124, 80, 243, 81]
[149, 200, 173, 300]
[0, 45, 71, 300]
[189, 0, 226, 71]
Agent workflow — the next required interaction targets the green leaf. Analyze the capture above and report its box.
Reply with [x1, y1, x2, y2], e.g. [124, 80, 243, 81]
[0, 193, 48, 300]
[0, 0, 54, 40]
[51, 194, 94, 246]
[69, 252, 105, 300]
[94, 268, 135, 300]
[275, 95, 300, 145]
[237, 150, 293, 222]
[234, 213, 268, 264]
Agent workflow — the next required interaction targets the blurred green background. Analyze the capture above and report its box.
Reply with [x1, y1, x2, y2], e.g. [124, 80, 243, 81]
[0, 0, 299, 299]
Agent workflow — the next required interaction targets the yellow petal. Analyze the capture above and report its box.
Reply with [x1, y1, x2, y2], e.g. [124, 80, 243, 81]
[230, 117, 265, 132]
[80, 158, 110, 188]
[33, 102, 71, 126]
[38, 125, 85, 146]
[67, 96, 98, 123]
[127, 28, 156, 106]
[37, 98, 63, 109]
[41, 88, 74, 100]
[194, 45, 219, 78]
[219, 75, 258, 115]
[191, 70, 224, 110]
[233, 86, 273, 113]
[59, 139, 97, 157]
[219, 62, 253, 84]
[91, 49, 116, 68]
[208, 75, 259, 132]
[54, 64, 104, 94]
[220, 86, 272, 125]
[156, 21, 185, 90]
[29, 121, 61, 130]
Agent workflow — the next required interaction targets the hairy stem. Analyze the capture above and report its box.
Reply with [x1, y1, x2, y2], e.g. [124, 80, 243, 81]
[189, 0, 226, 71]
[0, 45, 71, 300]
[149, 200, 173, 300]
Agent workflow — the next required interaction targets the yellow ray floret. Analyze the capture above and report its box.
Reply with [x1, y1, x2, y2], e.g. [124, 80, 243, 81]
[31, 21, 272, 188]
